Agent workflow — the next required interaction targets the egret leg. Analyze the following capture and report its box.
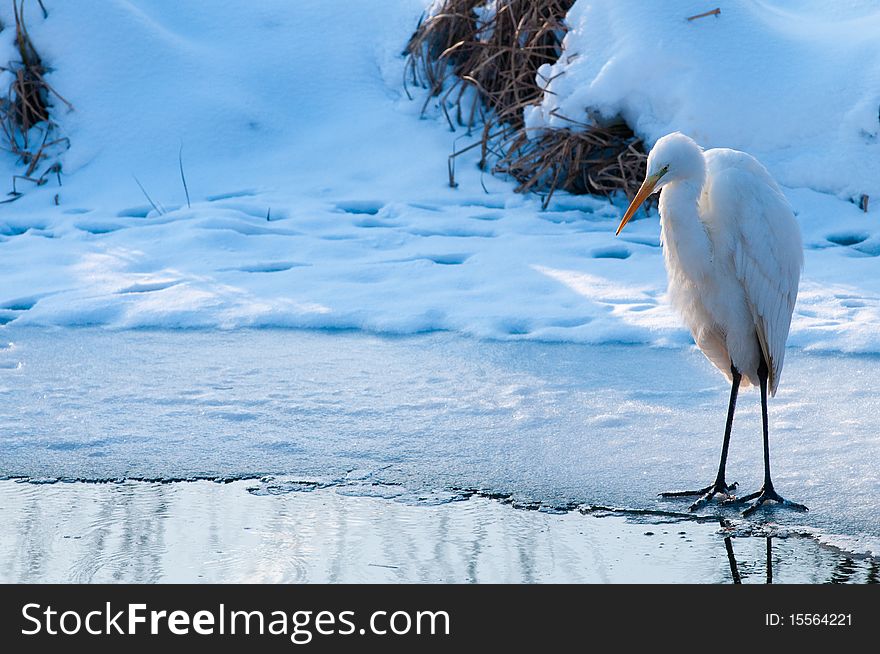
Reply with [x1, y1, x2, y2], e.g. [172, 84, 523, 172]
[660, 365, 741, 510]
[732, 355, 808, 517]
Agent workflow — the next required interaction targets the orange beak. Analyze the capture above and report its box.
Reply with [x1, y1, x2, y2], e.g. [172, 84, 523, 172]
[615, 174, 660, 236]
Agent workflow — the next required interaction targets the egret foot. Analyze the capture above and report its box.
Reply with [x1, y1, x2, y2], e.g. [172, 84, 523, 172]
[660, 481, 737, 511]
[727, 485, 808, 517]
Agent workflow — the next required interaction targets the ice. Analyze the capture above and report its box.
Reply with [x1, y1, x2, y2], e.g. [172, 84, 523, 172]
[1, 328, 877, 555]
[8, 479, 874, 583]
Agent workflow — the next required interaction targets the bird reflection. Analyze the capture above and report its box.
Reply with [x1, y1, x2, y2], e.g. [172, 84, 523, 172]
[830, 556, 859, 584]
[724, 535, 773, 584]
[724, 534, 879, 584]
[724, 536, 743, 584]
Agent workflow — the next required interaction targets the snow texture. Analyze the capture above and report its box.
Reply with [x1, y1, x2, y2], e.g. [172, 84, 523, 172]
[527, 0, 880, 201]
[0, 1, 878, 356]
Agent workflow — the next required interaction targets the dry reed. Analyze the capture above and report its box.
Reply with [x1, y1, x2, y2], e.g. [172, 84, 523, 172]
[405, 0, 648, 205]
[0, 1, 71, 202]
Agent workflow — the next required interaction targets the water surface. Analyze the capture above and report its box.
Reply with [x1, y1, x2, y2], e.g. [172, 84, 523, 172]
[1, 328, 878, 555]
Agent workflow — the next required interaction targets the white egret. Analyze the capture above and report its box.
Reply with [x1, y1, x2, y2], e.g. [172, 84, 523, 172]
[615, 132, 805, 517]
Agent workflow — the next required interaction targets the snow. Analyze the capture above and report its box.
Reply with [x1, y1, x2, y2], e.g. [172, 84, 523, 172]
[0, 1, 879, 356]
[526, 0, 880, 201]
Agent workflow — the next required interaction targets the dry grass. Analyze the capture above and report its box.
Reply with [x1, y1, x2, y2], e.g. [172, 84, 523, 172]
[406, 0, 571, 132]
[495, 118, 647, 209]
[405, 0, 647, 205]
[1, 1, 71, 202]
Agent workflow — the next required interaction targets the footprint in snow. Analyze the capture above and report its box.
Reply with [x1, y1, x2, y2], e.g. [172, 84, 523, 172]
[591, 245, 631, 260]
[1, 296, 40, 311]
[382, 253, 471, 266]
[76, 222, 126, 235]
[826, 231, 868, 246]
[222, 262, 306, 273]
[206, 190, 257, 201]
[335, 200, 383, 216]
[115, 280, 181, 294]
[116, 206, 153, 218]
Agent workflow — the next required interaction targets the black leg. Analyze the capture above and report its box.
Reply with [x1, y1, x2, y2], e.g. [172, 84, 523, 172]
[661, 365, 741, 510]
[760, 357, 773, 490]
[736, 352, 808, 517]
[715, 365, 741, 490]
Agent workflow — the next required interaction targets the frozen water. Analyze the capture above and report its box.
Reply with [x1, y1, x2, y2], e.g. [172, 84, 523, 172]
[1, 480, 874, 583]
[1, 328, 878, 554]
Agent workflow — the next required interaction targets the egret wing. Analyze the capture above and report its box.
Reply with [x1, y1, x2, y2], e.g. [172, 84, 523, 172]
[705, 154, 802, 395]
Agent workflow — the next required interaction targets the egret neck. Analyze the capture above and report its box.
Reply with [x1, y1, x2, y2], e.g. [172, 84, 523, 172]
[658, 178, 713, 283]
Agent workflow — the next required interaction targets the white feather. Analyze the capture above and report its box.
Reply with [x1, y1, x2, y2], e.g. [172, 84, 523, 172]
[647, 133, 802, 395]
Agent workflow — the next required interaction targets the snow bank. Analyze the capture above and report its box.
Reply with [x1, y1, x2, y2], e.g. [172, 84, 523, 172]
[1, 1, 880, 356]
[0, 0, 433, 211]
[526, 0, 880, 201]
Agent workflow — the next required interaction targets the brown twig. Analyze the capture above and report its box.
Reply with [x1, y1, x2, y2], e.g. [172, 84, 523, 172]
[494, 122, 647, 208]
[687, 8, 721, 22]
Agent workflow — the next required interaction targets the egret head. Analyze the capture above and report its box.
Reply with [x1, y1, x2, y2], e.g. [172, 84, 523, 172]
[615, 132, 705, 235]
